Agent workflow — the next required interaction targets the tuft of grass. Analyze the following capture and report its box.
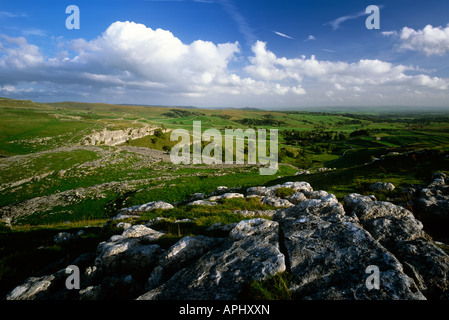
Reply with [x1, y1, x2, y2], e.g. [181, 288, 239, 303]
[240, 272, 293, 300]
[275, 187, 295, 198]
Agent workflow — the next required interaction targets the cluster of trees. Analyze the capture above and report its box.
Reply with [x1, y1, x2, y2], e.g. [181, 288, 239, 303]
[340, 113, 449, 125]
[281, 129, 346, 146]
[162, 109, 203, 118]
[235, 114, 286, 127]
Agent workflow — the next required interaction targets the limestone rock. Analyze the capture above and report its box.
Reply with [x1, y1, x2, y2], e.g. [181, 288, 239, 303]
[53, 232, 76, 245]
[121, 224, 165, 240]
[6, 179, 449, 301]
[137, 218, 286, 300]
[186, 200, 217, 206]
[159, 235, 223, 270]
[145, 266, 164, 291]
[120, 201, 174, 214]
[6, 275, 57, 300]
[261, 196, 294, 208]
[287, 191, 307, 204]
[207, 192, 244, 201]
[232, 209, 277, 218]
[95, 236, 161, 273]
[190, 193, 205, 201]
[417, 174, 449, 220]
[246, 181, 313, 198]
[278, 198, 425, 300]
[274, 194, 344, 221]
[344, 193, 449, 299]
[305, 190, 329, 199]
[205, 222, 237, 233]
[369, 182, 395, 192]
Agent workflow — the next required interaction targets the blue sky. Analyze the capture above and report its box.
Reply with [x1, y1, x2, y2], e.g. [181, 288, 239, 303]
[1, 0, 449, 109]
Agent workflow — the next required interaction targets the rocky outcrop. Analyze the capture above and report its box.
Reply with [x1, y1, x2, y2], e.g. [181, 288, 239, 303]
[118, 201, 174, 215]
[369, 181, 395, 192]
[344, 193, 449, 299]
[416, 172, 449, 225]
[186, 199, 218, 206]
[138, 219, 285, 300]
[81, 126, 170, 146]
[207, 192, 244, 201]
[5, 179, 449, 300]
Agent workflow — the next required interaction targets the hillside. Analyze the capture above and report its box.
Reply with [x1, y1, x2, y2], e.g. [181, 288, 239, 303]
[1, 97, 449, 301]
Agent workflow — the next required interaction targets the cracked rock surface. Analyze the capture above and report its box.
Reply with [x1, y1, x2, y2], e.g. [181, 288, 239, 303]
[5, 179, 449, 300]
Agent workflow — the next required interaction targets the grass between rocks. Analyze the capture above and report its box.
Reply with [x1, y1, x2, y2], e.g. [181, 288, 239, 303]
[0, 197, 277, 298]
[240, 272, 294, 300]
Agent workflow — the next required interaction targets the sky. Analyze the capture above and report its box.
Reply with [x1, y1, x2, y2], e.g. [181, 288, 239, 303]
[1, 0, 449, 109]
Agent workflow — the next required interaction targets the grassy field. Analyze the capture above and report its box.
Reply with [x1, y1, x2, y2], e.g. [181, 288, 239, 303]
[1, 96, 449, 298]
[2, 96, 449, 223]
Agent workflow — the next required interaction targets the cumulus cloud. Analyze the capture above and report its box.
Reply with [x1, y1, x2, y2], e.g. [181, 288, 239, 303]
[73, 21, 240, 91]
[0, 21, 306, 103]
[245, 40, 449, 96]
[72, 22, 312, 97]
[398, 24, 449, 56]
[0, 21, 449, 107]
[0, 35, 44, 69]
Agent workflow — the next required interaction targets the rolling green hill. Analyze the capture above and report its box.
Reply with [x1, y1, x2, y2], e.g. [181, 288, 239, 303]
[1, 97, 449, 299]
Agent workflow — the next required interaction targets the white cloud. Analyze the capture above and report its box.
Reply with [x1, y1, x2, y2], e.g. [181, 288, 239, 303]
[306, 35, 316, 41]
[335, 83, 345, 90]
[273, 31, 294, 39]
[244, 40, 449, 101]
[0, 11, 28, 18]
[218, 0, 256, 47]
[0, 22, 307, 103]
[381, 31, 397, 37]
[399, 24, 449, 56]
[1, 22, 449, 107]
[0, 35, 44, 69]
[326, 10, 367, 30]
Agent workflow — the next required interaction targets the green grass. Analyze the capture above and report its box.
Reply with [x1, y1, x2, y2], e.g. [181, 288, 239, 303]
[272, 149, 449, 200]
[240, 272, 293, 300]
[0, 149, 100, 185]
[0, 107, 96, 156]
[274, 187, 295, 198]
[125, 130, 176, 150]
[121, 165, 297, 208]
[15, 194, 118, 226]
